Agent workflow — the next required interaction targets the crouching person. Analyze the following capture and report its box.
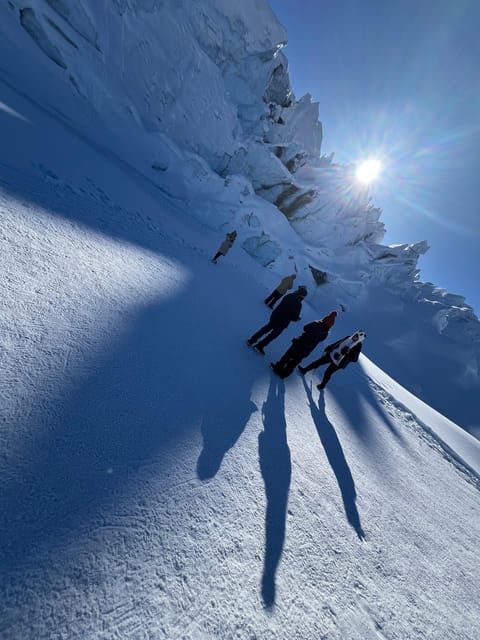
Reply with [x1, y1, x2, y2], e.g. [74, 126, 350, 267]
[270, 311, 337, 378]
[299, 330, 366, 389]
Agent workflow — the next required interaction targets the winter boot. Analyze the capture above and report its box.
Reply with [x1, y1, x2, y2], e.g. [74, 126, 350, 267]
[269, 362, 280, 375]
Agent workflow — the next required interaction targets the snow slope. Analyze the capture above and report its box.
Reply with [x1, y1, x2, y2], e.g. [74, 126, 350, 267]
[1, 0, 478, 435]
[1, 63, 480, 639]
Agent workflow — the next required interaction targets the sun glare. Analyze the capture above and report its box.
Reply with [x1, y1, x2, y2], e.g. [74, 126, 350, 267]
[356, 159, 382, 184]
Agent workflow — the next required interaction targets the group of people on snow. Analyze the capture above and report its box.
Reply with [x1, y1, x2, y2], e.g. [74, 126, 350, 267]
[212, 230, 366, 390]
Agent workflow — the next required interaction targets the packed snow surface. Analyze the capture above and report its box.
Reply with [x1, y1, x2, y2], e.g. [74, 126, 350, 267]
[1, 65, 480, 640]
[1, 0, 480, 638]
[1, 0, 478, 434]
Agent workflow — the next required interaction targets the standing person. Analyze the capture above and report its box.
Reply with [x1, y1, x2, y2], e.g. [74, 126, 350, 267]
[212, 230, 237, 264]
[264, 274, 296, 308]
[247, 286, 308, 355]
[299, 330, 366, 389]
[270, 311, 337, 379]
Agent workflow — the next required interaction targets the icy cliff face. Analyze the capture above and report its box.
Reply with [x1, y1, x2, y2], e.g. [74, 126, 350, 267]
[1, 0, 387, 266]
[1, 0, 478, 424]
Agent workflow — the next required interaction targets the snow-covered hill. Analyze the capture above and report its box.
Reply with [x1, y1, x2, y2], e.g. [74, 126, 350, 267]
[1, 0, 478, 433]
[1, 43, 480, 639]
[1, 2, 480, 638]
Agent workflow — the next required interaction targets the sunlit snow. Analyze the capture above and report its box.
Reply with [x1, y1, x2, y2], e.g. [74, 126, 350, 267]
[0, 1, 479, 638]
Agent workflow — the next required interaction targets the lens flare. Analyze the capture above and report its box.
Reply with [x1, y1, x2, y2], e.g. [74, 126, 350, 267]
[356, 159, 382, 184]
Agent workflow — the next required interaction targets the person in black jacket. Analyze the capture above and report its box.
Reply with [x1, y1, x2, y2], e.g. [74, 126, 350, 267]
[299, 330, 366, 389]
[270, 310, 337, 378]
[247, 286, 307, 355]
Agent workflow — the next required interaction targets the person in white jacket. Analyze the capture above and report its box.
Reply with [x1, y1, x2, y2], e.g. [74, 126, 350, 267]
[299, 331, 366, 389]
[211, 230, 237, 264]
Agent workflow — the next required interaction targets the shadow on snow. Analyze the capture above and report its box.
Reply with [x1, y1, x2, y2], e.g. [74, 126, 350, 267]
[0, 264, 260, 579]
[258, 375, 291, 608]
[301, 377, 365, 541]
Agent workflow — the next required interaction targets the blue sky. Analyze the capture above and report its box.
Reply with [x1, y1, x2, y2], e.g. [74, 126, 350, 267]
[269, 0, 480, 314]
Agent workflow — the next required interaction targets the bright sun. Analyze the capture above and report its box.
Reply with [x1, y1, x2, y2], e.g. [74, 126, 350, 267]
[356, 159, 382, 184]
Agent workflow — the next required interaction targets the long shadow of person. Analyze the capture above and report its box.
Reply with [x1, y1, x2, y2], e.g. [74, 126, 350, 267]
[197, 397, 258, 480]
[258, 375, 291, 608]
[301, 378, 365, 541]
[332, 364, 406, 447]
